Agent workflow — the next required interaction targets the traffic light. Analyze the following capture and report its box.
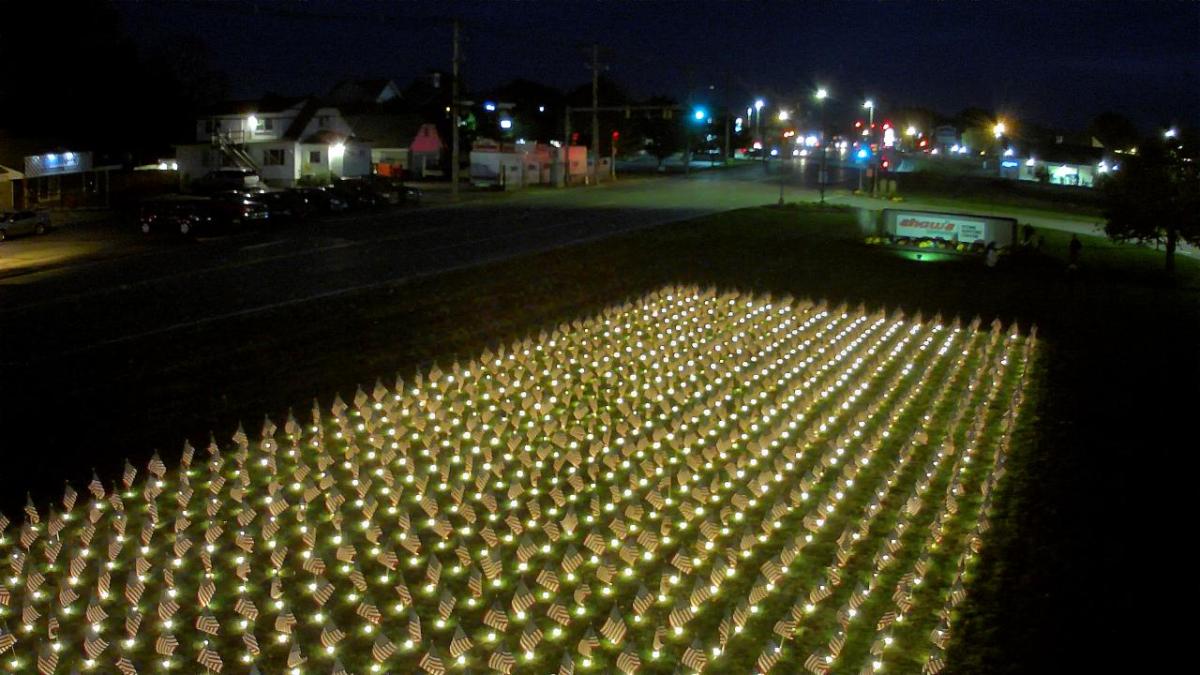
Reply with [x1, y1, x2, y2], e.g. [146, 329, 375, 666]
[611, 131, 620, 141]
[880, 158, 891, 171]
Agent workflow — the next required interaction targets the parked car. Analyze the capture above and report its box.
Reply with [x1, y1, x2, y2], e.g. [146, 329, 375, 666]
[288, 186, 349, 213]
[196, 191, 270, 234]
[329, 177, 385, 208]
[362, 175, 424, 206]
[138, 195, 211, 235]
[190, 168, 262, 195]
[0, 210, 51, 242]
[247, 189, 312, 224]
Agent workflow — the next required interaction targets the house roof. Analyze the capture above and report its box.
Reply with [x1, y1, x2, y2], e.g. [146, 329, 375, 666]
[203, 96, 308, 117]
[300, 129, 352, 145]
[344, 112, 427, 148]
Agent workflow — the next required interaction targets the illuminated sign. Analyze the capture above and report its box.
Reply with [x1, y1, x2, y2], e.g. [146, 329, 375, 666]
[884, 209, 1017, 247]
[24, 150, 93, 178]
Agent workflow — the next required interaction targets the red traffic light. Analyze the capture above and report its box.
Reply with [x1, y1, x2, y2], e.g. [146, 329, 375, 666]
[611, 131, 620, 140]
[880, 159, 891, 170]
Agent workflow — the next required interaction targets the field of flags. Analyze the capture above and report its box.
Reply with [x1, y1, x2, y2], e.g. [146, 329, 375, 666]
[0, 285, 1035, 674]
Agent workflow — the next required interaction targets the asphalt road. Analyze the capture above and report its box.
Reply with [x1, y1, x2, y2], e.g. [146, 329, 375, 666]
[0, 165, 1131, 515]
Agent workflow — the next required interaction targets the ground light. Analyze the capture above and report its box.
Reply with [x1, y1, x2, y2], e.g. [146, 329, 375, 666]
[0, 285, 1035, 674]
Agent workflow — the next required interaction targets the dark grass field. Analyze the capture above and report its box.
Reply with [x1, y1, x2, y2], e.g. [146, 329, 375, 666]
[2, 204, 1196, 672]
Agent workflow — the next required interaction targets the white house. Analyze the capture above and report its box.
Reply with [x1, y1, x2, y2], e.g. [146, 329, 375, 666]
[176, 97, 372, 187]
[470, 139, 587, 188]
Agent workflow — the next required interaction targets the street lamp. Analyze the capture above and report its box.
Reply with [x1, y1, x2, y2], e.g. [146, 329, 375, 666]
[755, 99, 766, 170]
[815, 87, 829, 203]
[777, 110, 790, 121]
[992, 120, 1008, 177]
[862, 99, 875, 194]
[1164, 127, 1178, 139]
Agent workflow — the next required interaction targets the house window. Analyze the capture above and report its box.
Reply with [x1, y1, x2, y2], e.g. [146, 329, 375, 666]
[263, 149, 285, 166]
[256, 117, 275, 132]
[309, 151, 322, 164]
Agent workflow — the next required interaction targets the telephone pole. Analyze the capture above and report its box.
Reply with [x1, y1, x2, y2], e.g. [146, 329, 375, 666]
[590, 43, 601, 185]
[450, 19, 461, 200]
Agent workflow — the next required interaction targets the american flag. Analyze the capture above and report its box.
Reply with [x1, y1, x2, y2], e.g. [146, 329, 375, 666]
[558, 652, 576, 675]
[600, 607, 627, 645]
[356, 601, 382, 625]
[195, 611, 220, 636]
[419, 645, 445, 675]
[287, 637, 306, 667]
[483, 603, 509, 632]
[519, 622, 542, 653]
[197, 577, 216, 607]
[923, 647, 946, 674]
[85, 592, 108, 623]
[154, 633, 178, 656]
[275, 610, 297, 634]
[449, 626, 474, 658]
[0, 625, 15, 654]
[577, 628, 600, 657]
[114, 654, 138, 675]
[546, 602, 571, 626]
[488, 646, 516, 674]
[242, 631, 259, 656]
[407, 609, 422, 643]
[438, 590, 456, 620]
[681, 640, 708, 672]
[234, 597, 258, 621]
[36, 641, 58, 675]
[196, 645, 223, 672]
[371, 633, 396, 662]
[757, 640, 782, 672]
[616, 645, 641, 674]
[320, 624, 345, 649]
[804, 648, 833, 674]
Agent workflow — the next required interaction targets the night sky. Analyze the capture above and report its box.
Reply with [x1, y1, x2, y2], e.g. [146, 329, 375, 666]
[119, 0, 1199, 132]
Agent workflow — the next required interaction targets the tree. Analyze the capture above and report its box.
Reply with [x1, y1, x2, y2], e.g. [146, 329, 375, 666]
[1101, 141, 1200, 273]
[1088, 112, 1139, 151]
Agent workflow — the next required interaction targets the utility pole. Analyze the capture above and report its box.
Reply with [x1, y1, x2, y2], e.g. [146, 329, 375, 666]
[722, 72, 732, 164]
[590, 43, 601, 185]
[450, 19, 461, 200]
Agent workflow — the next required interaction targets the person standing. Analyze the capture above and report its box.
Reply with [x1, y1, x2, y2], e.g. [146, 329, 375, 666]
[1068, 234, 1082, 270]
[985, 242, 999, 268]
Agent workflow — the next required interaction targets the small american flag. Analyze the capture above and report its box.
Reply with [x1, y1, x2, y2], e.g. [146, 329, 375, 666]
[681, 640, 708, 672]
[196, 645, 223, 672]
[616, 645, 641, 674]
[488, 646, 516, 674]
[196, 611, 220, 636]
[155, 633, 179, 656]
[449, 626, 474, 658]
[320, 624, 346, 649]
[757, 640, 782, 672]
[37, 641, 59, 675]
[577, 628, 600, 657]
[419, 646, 445, 675]
[371, 633, 396, 662]
[114, 654, 139, 675]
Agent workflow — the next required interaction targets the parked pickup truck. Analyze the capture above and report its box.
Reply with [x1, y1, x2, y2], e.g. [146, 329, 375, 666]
[0, 210, 51, 242]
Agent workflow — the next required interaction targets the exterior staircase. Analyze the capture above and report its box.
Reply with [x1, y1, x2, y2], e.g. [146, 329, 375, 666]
[210, 130, 261, 173]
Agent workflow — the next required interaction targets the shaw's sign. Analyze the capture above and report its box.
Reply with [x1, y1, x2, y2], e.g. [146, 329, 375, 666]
[883, 209, 1016, 247]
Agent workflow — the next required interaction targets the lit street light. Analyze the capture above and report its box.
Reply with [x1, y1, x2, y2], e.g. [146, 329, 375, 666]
[815, 87, 829, 204]
[777, 110, 790, 121]
[1164, 127, 1178, 139]
[755, 99, 766, 171]
[862, 99, 875, 194]
[993, 121, 1007, 138]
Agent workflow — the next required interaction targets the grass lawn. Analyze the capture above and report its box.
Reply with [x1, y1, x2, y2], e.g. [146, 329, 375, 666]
[2, 203, 1196, 672]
